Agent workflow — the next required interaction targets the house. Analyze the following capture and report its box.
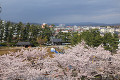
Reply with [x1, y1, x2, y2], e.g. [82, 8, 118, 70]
[51, 38, 63, 45]
[16, 42, 33, 48]
[50, 38, 71, 45]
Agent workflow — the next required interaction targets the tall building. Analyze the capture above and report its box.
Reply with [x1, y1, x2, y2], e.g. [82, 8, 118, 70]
[73, 25, 78, 32]
[59, 24, 65, 27]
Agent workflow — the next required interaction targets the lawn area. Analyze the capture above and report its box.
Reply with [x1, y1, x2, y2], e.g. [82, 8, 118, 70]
[0, 47, 21, 55]
[0, 45, 68, 57]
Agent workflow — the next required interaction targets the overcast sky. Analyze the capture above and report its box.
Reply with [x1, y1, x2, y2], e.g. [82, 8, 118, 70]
[0, 0, 120, 24]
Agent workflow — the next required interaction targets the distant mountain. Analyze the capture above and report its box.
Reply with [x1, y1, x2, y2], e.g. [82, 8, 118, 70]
[29, 23, 42, 25]
[39, 22, 119, 26]
[10, 21, 120, 26]
[64, 22, 106, 26]
[51, 22, 120, 26]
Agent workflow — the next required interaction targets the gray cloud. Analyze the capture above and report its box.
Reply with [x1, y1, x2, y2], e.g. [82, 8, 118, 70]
[0, 0, 120, 23]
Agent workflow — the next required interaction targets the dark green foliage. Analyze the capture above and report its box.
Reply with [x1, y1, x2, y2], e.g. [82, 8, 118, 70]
[4, 21, 10, 41]
[51, 24, 55, 27]
[94, 75, 102, 80]
[81, 76, 86, 80]
[0, 43, 7, 46]
[71, 32, 81, 45]
[103, 33, 119, 53]
[71, 29, 119, 53]
[41, 26, 52, 41]
[0, 20, 4, 42]
[81, 29, 102, 47]
[23, 23, 30, 41]
[55, 32, 71, 43]
[0, 20, 53, 46]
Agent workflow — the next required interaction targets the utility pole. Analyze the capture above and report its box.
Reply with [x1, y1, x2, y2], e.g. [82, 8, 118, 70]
[0, 5, 2, 20]
[0, 5, 2, 43]
[0, 6, 1, 13]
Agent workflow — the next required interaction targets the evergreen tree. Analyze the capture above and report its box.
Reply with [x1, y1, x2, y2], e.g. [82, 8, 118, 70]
[7, 23, 14, 42]
[16, 22, 23, 42]
[0, 20, 4, 42]
[4, 21, 10, 42]
[103, 33, 119, 53]
[30, 24, 39, 42]
[41, 26, 52, 42]
[81, 29, 102, 47]
[71, 32, 81, 45]
[22, 23, 30, 41]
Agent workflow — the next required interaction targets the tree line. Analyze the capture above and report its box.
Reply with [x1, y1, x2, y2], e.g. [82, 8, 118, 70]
[53, 28, 119, 53]
[0, 20, 52, 46]
[70, 29, 119, 53]
[0, 20, 119, 53]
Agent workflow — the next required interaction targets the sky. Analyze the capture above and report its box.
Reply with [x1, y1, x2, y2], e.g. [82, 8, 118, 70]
[0, 0, 120, 24]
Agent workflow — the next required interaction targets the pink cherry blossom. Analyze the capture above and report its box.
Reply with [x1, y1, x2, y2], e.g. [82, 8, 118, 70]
[0, 42, 120, 80]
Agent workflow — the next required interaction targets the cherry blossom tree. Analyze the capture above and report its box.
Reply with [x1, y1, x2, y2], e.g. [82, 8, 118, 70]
[1, 42, 120, 80]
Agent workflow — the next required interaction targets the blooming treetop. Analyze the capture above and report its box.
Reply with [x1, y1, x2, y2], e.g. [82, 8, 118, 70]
[0, 42, 120, 80]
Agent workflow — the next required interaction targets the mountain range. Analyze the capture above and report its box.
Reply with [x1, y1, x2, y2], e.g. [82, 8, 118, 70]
[30, 22, 120, 26]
